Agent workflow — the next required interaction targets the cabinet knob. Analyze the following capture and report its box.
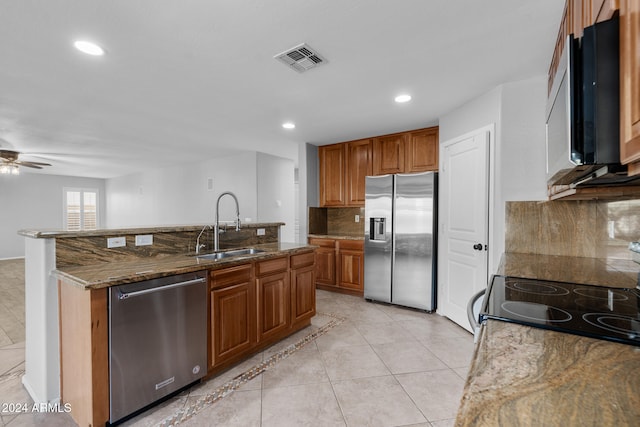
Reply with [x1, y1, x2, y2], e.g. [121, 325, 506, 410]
[473, 243, 483, 251]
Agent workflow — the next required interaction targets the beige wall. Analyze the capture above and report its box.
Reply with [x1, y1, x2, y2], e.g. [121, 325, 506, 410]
[505, 200, 640, 260]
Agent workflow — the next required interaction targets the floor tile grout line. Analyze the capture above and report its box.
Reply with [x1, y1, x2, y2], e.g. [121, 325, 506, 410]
[157, 312, 346, 427]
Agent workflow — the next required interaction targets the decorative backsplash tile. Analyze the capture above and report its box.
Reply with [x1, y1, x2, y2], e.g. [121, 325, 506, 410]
[505, 200, 640, 260]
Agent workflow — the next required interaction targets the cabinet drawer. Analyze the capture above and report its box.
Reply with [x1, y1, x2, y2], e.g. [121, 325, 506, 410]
[309, 238, 337, 248]
[338, 240, 364, 251]
[290, 251, 315, 269]
[255, 256, 288, 277]
[210, 264, 253, 289]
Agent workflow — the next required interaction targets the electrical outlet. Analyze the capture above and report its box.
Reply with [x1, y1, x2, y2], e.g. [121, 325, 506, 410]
[355, 215, 360, 223]
[107, 237, 126, 248]
[135, 235, 153, 246]
[257, 228, 266, 236]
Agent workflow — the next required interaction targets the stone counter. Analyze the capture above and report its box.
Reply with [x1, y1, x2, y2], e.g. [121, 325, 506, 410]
[455, 252, 640, 426]
[499, 252, 639, 288]
[307, 233, 364, 240]
[456, 320, 640, 426]
[54, 242, 316, 289]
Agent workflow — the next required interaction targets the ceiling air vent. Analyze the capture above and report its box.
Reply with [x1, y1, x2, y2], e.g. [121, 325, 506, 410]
[274, 43, 326, 73]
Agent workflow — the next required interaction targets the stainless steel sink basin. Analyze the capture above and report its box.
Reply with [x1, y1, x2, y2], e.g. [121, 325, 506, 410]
[196, 248, 265, 260]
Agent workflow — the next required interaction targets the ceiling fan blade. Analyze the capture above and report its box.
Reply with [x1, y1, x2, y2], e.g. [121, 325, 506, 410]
[15, 162, 45, 169]
[16, 160, 52, 167]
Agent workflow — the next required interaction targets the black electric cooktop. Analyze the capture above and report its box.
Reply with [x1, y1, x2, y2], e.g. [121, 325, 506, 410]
[481, 275, 640, 347]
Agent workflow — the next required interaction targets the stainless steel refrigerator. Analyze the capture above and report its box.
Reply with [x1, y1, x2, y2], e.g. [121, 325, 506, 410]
[364, 172, 437, 311]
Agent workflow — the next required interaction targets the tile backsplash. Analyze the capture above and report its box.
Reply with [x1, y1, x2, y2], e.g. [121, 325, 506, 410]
[505, 200, 640, 260]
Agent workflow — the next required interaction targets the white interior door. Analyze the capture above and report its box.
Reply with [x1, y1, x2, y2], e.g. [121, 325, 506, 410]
[438, 129, 490, 331]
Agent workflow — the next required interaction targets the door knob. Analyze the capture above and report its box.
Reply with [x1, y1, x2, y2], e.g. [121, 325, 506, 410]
[473, 243, 483, 251]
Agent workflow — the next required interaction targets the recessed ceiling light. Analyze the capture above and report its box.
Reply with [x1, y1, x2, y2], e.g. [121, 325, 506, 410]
[282, 122, 295, 129]
[73, 40, 105, 56]
[394, 94, 412, 103]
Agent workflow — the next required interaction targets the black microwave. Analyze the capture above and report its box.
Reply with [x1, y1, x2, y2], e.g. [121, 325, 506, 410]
[545, 17, 619, 185]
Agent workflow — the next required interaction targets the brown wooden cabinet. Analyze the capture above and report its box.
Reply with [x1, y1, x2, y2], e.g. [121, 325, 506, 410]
[290, 251, 317, 328]
[210, 264, 256, 370]
[319, 127, 438, 207]
[256, 257, 290, 343]
[319, 143, 346, 206]
[373, 133, 406, 175]
[620, 0, 640, 175]
[309, 237, 364, 296]
[309, 237, 336, 287]
[320, 139, 372, 207]
[405, 127, 439, 173]
[345, 139, 373, 205]
[336, 240, 365, 293]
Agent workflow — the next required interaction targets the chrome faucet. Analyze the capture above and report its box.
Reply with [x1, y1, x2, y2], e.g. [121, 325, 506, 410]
[195, 224, 212, 254]
[214, 191, 241, 251]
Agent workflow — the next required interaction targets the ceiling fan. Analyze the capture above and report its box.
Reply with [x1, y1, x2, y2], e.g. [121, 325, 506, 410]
[0, 149, 51, 175]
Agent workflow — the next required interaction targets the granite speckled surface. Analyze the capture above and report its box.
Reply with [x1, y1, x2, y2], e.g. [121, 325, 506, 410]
[18, 222, 284, 239]
[307, 234, 364, 241]
[54, 242, 315, 289]
[499, 252, 639, 288]
[456, 252, 640, 426]
[456, 321, 640, 427]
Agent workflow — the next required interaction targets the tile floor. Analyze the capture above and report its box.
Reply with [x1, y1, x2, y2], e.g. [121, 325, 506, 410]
[0, 259, 475, 427]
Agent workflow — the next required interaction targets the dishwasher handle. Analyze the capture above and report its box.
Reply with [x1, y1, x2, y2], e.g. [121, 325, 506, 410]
[118, 277, 206, 300]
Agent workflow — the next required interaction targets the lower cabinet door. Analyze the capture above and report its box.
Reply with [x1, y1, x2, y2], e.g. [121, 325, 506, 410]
[210, 281, 255, 368]
[291, 265, 316, 328]
[257, 271, 290, 342]
[338, 248, 364, 292]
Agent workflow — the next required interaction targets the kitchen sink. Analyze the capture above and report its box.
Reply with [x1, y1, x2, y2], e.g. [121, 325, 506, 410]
[196, 248, 265, 260]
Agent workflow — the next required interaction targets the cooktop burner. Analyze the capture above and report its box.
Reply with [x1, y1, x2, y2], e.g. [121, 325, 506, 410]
[481, 276, 640, 347]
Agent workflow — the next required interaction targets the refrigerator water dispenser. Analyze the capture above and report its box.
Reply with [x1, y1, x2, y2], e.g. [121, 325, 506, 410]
[370, 217, 386, 241]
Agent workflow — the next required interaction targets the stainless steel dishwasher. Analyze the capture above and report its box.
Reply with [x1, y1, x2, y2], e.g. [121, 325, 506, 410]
[109, 270, 207, 424]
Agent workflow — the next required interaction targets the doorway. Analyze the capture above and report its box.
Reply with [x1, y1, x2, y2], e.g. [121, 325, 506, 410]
[438, 125, 492, 331]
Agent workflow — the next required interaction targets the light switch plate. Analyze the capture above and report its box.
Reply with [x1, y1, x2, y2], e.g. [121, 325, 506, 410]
[355, 215, 360, 223]
[107, 237, 126, 248]
[257, 228, 266, 236]
[135, 235, 153, 246]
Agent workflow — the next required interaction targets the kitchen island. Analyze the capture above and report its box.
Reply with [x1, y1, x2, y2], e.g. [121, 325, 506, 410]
[455, 253, 640, 426]
[20, 224, 317, 427]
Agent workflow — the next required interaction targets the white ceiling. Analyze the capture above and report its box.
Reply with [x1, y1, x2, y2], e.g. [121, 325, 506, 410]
[0, 0, 564, 178]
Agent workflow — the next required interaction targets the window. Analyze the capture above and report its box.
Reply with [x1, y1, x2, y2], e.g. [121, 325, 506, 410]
[64, 188, 99, 230]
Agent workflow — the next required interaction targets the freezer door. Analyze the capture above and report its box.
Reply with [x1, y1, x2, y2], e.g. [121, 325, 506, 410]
[364, 174, 393, 303]
[393, 172, 436, 310]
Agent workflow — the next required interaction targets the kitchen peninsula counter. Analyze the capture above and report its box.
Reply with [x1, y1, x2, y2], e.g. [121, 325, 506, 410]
[455, 252, 640, 426]
[54, 241, 315, 289]
[307, 233, 364, 240]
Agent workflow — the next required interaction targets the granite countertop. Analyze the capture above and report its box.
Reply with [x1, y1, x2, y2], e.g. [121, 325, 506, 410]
[54, 242, 315, 290]
[456, 321, 640, 426]
[455, 252, 640, 426]
[308, 234, 364, 241]
[19, 222, 285, 239]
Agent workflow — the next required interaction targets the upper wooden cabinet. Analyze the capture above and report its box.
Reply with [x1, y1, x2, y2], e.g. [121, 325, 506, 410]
[319, 143, 346, 206]
[345, 139, 372, 205]
[319, 126, 439, 207]
[620, 0, 640, 175]
[373, 133, 406, 175]
[405, 127, 439, 173]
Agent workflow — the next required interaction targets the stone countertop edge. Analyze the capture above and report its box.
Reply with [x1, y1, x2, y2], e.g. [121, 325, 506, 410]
[54, 242, 316, 290]
[18, 222, 286, 239]
[308, 234, 364, 240]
